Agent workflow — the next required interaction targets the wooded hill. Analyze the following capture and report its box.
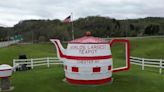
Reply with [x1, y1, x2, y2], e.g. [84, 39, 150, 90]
[0, 16, 164, 42]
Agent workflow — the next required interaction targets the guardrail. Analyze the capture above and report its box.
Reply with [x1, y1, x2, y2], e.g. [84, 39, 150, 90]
[104, 36, 164, 40]
[130, 56, 164, 74]
[0, 40, 20, 48]
[13, 57, 63, 71]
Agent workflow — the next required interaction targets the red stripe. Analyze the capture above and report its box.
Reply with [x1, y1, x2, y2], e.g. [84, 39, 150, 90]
[63, 55, 112, 60]
[0, 69, 11, 71]
[0, 76, 11, 78]
[66, 77, 112, 85]
[54, 41, 112, 60]
[69, 42, 108, 44]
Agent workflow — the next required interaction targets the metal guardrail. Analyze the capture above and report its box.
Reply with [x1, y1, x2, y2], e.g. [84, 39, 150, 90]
[104, 36, 164, 40]
[0, 40, 20, 48]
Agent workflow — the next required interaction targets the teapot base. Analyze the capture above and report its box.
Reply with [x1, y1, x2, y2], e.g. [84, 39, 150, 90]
[64, 77, 112, 85]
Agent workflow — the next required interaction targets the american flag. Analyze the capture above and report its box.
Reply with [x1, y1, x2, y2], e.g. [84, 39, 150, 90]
[63, 15, 71, 23]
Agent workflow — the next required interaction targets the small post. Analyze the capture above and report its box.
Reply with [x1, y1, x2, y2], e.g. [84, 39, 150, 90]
[31, 59, 34, 69]
[13, 59, 16, 72]
[159, 59, 162, 74]
[13, 59, 15, 67]
[47, 57, 50, 68]
[142, 58, 144, 70]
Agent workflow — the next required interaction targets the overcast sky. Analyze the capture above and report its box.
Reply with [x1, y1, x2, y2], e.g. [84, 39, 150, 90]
[0, 0, 164, 27]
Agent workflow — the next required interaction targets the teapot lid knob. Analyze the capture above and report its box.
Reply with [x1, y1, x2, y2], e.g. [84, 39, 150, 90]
[85, 31, 91, 36]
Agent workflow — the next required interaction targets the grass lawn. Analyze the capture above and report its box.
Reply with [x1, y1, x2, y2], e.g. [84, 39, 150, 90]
[11, 65, 164, 92]
[0, 43, 56, 64]
[1, 38, 164, 92]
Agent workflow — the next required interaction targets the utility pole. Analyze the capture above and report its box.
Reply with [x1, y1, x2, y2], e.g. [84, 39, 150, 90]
[126, 17, 129, 38]
[32, 30, 34, 44]
[71, 12, 74, 40]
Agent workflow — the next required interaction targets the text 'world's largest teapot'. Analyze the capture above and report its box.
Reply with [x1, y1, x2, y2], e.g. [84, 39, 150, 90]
[50, 32, 130, 85]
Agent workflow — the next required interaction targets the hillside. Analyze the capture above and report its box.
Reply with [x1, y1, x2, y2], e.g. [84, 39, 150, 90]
[0, 16, 164, 42]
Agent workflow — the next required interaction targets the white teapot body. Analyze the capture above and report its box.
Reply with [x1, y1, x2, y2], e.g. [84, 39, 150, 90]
[50, 33, 130, 85]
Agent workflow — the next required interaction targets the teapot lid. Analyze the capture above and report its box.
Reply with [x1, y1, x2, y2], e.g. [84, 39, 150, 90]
[69, 31, 108, 44]
[0, 64, 12, 70]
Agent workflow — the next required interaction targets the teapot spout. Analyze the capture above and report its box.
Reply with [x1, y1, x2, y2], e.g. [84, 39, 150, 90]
[50, 39, 65, 59]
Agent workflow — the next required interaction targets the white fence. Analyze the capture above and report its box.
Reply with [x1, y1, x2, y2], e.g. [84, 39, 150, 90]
[13, 57, 63, 71]
[130, 56, 164, 74]
[0, 40, 20, 48]
[13, 56, 164, 74]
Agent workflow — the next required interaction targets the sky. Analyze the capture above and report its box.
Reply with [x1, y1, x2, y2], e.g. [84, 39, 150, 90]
[0, 0, 164, 27]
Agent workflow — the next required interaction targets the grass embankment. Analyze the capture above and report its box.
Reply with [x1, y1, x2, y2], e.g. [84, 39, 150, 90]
[0, 38, 164, 92]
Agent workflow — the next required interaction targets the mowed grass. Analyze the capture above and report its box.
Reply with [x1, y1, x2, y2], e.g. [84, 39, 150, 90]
[0, 43, 56, 64]
[1, 38, 164, 92]
[11, 65, 164, 92]
[130, 38, 164, 59]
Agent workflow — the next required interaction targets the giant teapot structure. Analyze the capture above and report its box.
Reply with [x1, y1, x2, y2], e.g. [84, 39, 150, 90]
[50, 32, 130, 85]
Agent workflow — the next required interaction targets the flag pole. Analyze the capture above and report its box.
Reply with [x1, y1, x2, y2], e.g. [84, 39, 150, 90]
[71, 12, 74, 40]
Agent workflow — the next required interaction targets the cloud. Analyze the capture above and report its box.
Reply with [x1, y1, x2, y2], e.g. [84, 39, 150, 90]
[0, 0, 164, 27]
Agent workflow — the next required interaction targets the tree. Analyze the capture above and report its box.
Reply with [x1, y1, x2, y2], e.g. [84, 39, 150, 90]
[144, 24, 160, 35]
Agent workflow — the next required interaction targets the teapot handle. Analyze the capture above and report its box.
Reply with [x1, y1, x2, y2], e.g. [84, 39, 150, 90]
[109, 39, 130, 72]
